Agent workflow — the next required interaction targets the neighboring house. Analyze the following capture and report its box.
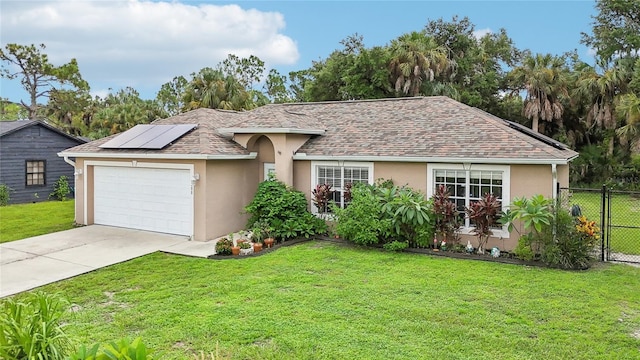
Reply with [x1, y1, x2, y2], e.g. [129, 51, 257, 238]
[59, 96, 578, 250]
[1, 120, 86, 204]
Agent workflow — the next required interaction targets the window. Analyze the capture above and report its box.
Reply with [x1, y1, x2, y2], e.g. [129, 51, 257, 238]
[312, 162, 373, 213]
[427, 164, 510, 237]
[26, 160, 46, 186]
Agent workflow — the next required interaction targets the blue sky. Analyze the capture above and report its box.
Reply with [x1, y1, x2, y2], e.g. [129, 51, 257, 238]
[1, 1, 597, 104]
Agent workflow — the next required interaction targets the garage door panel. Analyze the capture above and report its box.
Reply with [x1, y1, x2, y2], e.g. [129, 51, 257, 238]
[93, 166, 192, 236]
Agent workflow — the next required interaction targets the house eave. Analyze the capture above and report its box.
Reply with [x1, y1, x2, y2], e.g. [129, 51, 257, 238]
[58, 151, 258, 160]
[218, 127, 325, 135]
[292, 154, 575, 165]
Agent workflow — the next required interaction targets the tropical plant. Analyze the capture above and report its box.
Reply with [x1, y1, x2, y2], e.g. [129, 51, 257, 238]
[431, 184, 462, 244]
[312, 183, 333, 213]
[0, 292, 73, 360]
[49, 175, 71, 201]
[68, 338, 156, 360]
[465, 193, 502, 254]
[379, 185, 434, 247]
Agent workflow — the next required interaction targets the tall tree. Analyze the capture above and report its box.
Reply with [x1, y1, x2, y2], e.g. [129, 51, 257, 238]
[509, 53, 569, 133]
[156, 76, 188, 116]
[0, 99, 27, 120]
[616, 92, 640, 147]
[581, 0, 640, 62]
[0, 43, 88, 119]
[182, 68, 253, 111]
[218, 54, 265, 90]
[91, 87, 166, 138]
[388, 31, 451, 96]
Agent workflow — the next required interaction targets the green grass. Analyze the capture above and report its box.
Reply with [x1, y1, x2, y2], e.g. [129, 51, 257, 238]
[0, 200, 75, 243]
[565, 191, 640, 255]
[21, 242, 640, 359]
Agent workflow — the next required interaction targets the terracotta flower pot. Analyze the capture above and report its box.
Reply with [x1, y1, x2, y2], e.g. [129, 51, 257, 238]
[253, 243, 263, 252]
[231, 246, 240, 256]
[264, 238, 275, 248]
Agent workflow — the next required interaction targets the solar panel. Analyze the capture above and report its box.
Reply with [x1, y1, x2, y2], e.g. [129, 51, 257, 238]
[99, 124, 197, 149]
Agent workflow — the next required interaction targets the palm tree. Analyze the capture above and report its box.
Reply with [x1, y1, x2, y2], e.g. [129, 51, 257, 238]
[510, 53, 568, 133]
[574, 62, 628, 131]
[182, 68, 253, 111]
[388, 32, 452, 96]
[616, 92, 640, 148]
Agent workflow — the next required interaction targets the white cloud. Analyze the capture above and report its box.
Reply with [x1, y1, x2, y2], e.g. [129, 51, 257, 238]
[586, 48, 597, 57]
[1, 0, 299, 98]
[472, 28, 492, 40]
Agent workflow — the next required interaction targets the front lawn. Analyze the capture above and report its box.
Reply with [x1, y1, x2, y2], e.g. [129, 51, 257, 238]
[0, 200, 75, 243]
[30, 242, 640, 359]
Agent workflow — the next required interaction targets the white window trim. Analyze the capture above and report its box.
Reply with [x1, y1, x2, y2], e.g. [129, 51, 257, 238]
[427, 163, 510, 238]
[310, 161, 374, 214]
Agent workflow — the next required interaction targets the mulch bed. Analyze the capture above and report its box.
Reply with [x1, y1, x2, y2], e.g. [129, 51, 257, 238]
[206, 235, 546, 267]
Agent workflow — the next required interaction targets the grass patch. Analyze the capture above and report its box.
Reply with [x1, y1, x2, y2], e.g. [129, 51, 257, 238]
[564, 191, 640, 255]
[20, 242, 640, 359]
[0, 200, 75, 243]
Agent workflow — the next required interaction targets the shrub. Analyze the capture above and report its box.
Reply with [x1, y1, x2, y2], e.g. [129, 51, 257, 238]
[332, 180, 434, 247]
[503, 195, 597, 269]
[540, 210, 598, 269]
[0, 292, 73, 360]
[332, 183, 392, 246]
[49, 175, 72, 201]
[0, 184, 12, 206]
[215, 238, 233, 255]
[245, 179, 326, 241]
[378, 185, 434, 247]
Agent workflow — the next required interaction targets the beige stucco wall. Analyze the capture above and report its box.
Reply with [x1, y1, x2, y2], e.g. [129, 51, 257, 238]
[204, 160, 257, 240]
[235, 133, 310, 186]
[375, 162, 428, 193]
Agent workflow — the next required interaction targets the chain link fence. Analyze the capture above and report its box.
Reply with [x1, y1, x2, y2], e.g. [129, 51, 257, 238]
[560, 186, 640, 264]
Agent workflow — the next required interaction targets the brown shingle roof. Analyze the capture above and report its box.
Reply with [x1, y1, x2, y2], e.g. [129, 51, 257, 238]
[286, 97, 577, 161]
[64, 108, 250, 156]
[62, 97, 578, 163]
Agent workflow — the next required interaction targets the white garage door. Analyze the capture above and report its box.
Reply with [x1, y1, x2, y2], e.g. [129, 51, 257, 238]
[93, 166, 193, 236]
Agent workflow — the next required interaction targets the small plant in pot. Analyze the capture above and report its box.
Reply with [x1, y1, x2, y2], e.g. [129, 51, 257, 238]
[215, 238, 233, 256]
[253, 220, 275, 248]
[238, 241, 252, 255]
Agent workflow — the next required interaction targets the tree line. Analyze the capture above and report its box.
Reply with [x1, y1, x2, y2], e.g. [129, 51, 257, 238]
[1, 0, 639, 188]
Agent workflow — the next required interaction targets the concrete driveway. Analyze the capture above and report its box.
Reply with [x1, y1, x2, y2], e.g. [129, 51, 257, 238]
[0, 225, 214, 298]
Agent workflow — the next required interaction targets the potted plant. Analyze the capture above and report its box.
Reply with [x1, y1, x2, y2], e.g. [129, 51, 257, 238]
[215, 238, 233, 256]
[252, 220, 275, 248]
[238, 241, 252, 255]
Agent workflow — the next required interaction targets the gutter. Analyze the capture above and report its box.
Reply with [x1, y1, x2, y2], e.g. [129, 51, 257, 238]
[58, 152, 258, 160]
[292, 154, 575, 165]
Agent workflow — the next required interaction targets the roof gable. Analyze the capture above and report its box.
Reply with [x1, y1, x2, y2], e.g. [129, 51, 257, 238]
[0, 120, 86, 144]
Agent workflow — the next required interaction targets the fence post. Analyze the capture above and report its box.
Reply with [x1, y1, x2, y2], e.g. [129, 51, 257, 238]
[600, 184, 606, 262]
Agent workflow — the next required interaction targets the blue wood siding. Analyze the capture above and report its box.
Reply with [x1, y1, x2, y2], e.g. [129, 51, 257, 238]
[0, 125, 83, 204]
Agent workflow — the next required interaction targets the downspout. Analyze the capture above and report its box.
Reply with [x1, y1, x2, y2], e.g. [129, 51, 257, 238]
[62, 155, 75, 168]
[551, 164, 558, 200]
